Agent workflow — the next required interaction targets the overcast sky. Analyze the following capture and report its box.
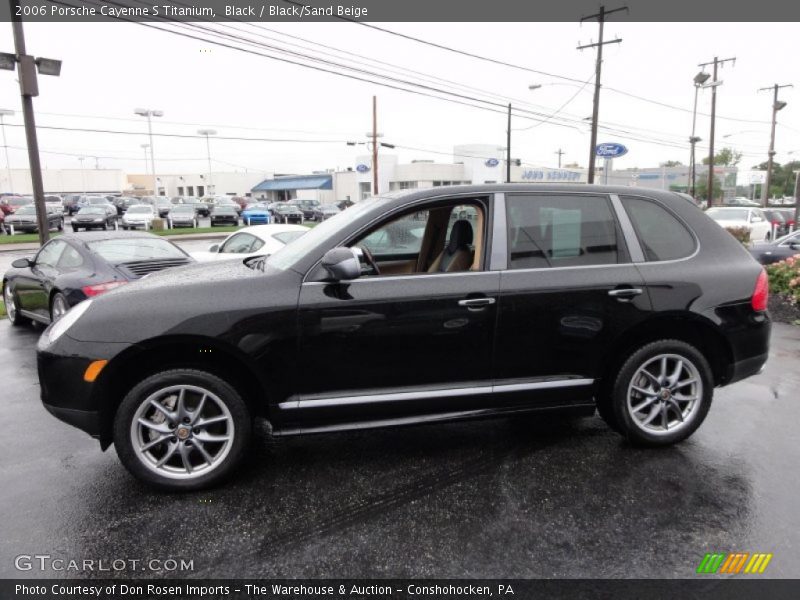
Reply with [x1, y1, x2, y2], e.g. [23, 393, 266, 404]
[0, 20, 797, 177]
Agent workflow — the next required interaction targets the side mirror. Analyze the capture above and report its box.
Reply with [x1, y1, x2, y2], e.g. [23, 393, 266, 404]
[208, 244, 220, 253]
[790, 242, 800, 250]
[11, 257, 32, 268]
[321, 247, 361, 281]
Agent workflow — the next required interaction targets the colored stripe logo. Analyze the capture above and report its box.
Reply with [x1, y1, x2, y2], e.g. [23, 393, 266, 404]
[697, 552, 773, 574]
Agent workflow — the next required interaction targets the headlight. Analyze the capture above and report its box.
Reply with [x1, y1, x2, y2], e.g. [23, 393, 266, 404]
[47, 299, 93, 343]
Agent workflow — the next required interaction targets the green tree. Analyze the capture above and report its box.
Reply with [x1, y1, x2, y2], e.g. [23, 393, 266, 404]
[695, 175, 722, 203]
[660, 160, 683, 167]
[702, 147, 743, 167]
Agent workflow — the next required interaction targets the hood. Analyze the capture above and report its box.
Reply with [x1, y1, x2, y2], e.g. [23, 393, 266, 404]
[63, 259, 290, 343]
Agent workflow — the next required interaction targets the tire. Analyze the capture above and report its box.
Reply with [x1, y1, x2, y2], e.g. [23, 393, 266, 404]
[608, 339, 713, 447]
[50, 292, 69, 323]
[72, 226, 79, 232]
[113, 369, 252, 491]
[102, 222, 109, 231]
[3, 281, 29, 326]
[57, 220, 64, 232]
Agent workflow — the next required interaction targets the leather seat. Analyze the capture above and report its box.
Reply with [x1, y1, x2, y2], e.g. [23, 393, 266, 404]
[428, 219, 474, 273]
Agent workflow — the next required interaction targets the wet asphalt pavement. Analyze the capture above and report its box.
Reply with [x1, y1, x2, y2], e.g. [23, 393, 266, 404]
[0, 319, 798, 579]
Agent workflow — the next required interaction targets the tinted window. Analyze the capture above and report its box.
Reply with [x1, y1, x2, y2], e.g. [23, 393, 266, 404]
[58, 244, 84, 269]
[361, 213, 427, 256]
[220, 233, 258, 254]
[621, 196, 696, 262]
[36, 240, 67, 267]
[506, 194, 623, 269]
[272, 231, 306, 245]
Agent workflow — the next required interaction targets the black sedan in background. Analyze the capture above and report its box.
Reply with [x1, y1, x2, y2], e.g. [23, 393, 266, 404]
[272, 202, 305, 224]
[749, 230, 800, 265]
[210, 205, 239, 226]
[72, 206, 117, 231]
[4, 205, 64, 234]
[2, 232, 192, 325]
[312, 203, 341, 221]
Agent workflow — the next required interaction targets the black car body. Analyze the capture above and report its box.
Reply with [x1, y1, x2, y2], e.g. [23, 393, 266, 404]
[272, 203, 305, 224]
[4, 232, 192, 325]
[35, 185, 771, 491]
[185, 198, 211, 218]
[292, 199, 320, 220]
[4, 205, 64, 234]
[210, 206, 239, 226]
[72, 206, 117, 231]
[312, 204, 341, 221]
[749, 230, 800, 265]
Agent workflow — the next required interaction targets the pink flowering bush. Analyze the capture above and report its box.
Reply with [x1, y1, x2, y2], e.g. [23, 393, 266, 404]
[766, 256, 800, 303]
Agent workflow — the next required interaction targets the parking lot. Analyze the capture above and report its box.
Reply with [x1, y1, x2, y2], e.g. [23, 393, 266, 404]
[1, 313, 798, 578]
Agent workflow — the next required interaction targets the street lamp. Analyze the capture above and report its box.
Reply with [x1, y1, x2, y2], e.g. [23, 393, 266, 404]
[0, 108, 13, 193]
[688, 71, 710, 199]
[197, 129, 216, 196]
[77, 156, 86, 195]
[134, 108, 163, 198]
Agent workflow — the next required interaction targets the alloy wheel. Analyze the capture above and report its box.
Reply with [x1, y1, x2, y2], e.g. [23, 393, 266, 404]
[51, 295, 69, 322]
[626, 353, 702, 436]
[4, 284, 16, 321]
[130, 384, 234, 480]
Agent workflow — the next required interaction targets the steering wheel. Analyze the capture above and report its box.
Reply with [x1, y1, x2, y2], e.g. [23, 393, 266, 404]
[359, 245, 381, 276]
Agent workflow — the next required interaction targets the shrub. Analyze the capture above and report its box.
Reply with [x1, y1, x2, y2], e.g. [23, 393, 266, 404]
[725, 226, 751, 245]
[766, 256, 800, 303]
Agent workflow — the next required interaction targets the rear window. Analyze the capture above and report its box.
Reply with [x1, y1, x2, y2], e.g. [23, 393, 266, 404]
[620, 196, 696, 261]
[87, 238, 186, 262]
[506, 194, 624, 269]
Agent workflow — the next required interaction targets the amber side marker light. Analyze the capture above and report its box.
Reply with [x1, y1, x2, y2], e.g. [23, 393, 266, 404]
[83, 360, 108, 383]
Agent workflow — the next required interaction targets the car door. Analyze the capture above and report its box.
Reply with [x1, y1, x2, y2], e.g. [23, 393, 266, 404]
[13, 239, 67, 319]
[291, 196, 499, 427]
[494, 192, 652, 408]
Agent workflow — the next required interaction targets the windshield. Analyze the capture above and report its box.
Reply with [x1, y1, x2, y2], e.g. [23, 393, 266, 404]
[321, 204, 339, 211]
[213, 207, 236, 214]
[88, 198, 106, 204]
[127, 206, 153, 214]
[88, 238, 187, 262]
[11, 197, 33, 205]
[13, 205, 36, 215]
[706, 208, 748, 221]
[172, 205, 194, 213]
[79, 207, 106, 215]
[267, 198, 379, 271]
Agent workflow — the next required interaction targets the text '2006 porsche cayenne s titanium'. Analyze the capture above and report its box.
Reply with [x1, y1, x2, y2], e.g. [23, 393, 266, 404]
[36, 185, 770, 490]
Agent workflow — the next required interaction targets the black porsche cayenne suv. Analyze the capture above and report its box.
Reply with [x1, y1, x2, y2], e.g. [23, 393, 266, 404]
[35, 185, 770, 490]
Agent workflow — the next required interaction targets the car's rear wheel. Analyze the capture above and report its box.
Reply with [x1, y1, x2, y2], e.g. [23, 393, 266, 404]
[113, 369, 251, 491]
[57, 220, 64, 231]
[609, 339, 713, 446]
[4, 281, 28, 326]
[49, 292, 69, 323]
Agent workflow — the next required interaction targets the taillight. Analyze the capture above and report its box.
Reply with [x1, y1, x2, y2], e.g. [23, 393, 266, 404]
[751, 270, 769, 312]
[82, 281, 127, 297]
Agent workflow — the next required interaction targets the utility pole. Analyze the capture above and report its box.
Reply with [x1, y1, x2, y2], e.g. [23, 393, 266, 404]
[699, 56, 735, 207]
[372, 95, 378, 196]
[793, 169, 799, 231]
[758, 83, 792, 207]
[689, 71, 710, 199]
[197, 129, 217, 195]
[506, 103, 512, 183]
[555, 148, 564, 169]
[0, 109, 13, 193]
[578, 4, 626, 184]
[10, 1, 52, 245]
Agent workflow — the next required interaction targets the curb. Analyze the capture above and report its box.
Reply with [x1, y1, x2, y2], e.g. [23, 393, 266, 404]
[0, 232, 227, 253]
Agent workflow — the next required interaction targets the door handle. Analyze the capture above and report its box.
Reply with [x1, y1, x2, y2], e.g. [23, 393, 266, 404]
[458, 297, 496, 310]
[608, 288, 643, 301]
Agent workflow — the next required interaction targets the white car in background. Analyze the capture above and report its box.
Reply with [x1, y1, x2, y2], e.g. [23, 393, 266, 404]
[121, 205, 155, 230]
[705, 206, 773, 242]
[191, 224, 309, 262]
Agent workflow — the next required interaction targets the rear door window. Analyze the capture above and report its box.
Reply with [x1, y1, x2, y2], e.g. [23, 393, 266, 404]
[506, 194, 625, 269]
[620, 195, 696, 261]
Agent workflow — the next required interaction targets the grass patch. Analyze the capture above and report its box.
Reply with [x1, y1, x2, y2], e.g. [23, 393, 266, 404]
[0, 300, 5, 318]
[0, 232, 61, 245]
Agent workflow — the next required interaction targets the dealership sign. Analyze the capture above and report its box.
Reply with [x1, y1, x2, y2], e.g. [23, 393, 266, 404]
[595, 143, 628, 158]
[521, 169, 581, 182]
[356, 163, 370, 173]
[485, 158, 500, 167]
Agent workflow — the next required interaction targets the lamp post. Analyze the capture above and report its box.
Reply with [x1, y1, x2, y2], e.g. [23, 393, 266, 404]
[688, 71, 710, 199]
[197, 129, 216, 195]
[134, 108, 163, 197]
[77, 156, 86, 195]
[0, 109, 13, 193]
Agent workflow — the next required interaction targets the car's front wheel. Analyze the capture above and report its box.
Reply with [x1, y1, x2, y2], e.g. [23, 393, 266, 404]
[113, 369, 251, 491]
[608, 339, 713, 446]
[4, 281, 28, 326]
[50, 292, 69, 322]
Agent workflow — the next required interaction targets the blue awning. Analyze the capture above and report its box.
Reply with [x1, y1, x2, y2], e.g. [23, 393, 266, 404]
[252, 175, 332, 192]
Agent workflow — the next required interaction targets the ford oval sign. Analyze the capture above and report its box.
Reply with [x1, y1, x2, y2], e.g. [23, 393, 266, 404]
[356, 163, 370, 173]
[485, 158, 500, 167]
[595, 143, 628, 158]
